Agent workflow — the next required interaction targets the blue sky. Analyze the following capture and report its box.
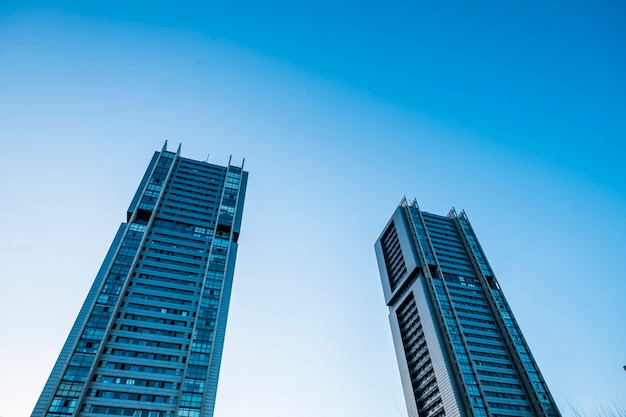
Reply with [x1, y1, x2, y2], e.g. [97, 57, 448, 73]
[1, 1, 625, 416]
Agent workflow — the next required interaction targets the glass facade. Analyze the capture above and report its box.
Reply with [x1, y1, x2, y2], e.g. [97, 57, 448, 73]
[375, 199, 560, 417]
[32, 143, 247, 417]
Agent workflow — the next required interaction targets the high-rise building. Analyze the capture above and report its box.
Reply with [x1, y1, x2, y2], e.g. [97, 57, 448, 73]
[375, 199, 560, 417]
[33, 143, 248, 417]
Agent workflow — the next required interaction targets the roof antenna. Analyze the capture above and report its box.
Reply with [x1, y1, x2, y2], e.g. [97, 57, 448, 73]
[205, 153, 210, 163]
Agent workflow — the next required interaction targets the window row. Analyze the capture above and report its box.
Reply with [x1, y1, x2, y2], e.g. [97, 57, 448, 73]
[124, 302, 193, 317]
[102, 362, 177, 375]
[109, 348, 181, 362]
[98, 375, 177, 389]
[117, 325, 187, 338]
[113, 336, 183, 350]
[84, 405, 164, 417]
[94, 390, 169, 403]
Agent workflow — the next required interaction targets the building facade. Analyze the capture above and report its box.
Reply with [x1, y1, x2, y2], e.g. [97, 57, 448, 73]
[32, 143, 248, 417]
[375, 199, 560, 417]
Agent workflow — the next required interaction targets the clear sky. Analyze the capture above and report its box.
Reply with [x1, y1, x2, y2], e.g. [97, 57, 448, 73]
[0, 1, 624, 416]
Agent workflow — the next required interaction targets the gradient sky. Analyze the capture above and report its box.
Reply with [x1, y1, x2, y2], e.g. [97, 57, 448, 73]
[1, 2, 625, 416]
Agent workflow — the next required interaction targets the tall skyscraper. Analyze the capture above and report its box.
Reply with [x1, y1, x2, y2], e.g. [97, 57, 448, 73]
[33, 143, 248, 417]
[375, 199, 560, 417]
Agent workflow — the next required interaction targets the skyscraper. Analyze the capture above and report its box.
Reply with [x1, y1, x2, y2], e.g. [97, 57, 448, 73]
[32, 143, 248, 417]
[375, 199, 560, 417]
